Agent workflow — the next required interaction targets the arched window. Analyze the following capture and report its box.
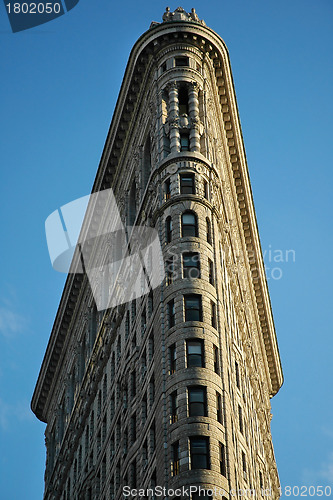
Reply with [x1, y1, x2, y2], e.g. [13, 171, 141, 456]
[206, 217, 212, 244]
[129, 181, 136, 225]
[182, 211, 198, 237]
[165, 216, 172, 243]
[143, 135, 152, 188]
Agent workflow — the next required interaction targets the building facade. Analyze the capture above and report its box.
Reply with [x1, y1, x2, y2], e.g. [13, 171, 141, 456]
[32, 7, 283, 500]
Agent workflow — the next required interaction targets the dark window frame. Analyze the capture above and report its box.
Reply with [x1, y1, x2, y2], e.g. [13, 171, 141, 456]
[186, 339, 204, 368]
[188, 386, 207, 417]
[182, 211, 198, 237]
[180, 173, 195, 194]
[189, 436, 210, 470]
[183, 252, 200, 279]
[184, 294, 202, 322]
[168, 299, 175, 328]
[165, 216, 172, 243]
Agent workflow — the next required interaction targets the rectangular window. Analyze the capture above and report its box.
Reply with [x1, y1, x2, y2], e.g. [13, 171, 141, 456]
[123, 387, 128, 410]
[203, 180, 209, 199]
[213, 344, 219, 373]
[165, 178, 171, 200]
[131, 299, 136, 323]
[217, 392, 223, 423]
[180, 134, 189, 151]
[125, 310, 130, 340]
[235, 361, 240, 389]
[184, 294, 202, 322]
[123, 428, 128, 455]
[168, 299, 175, 328]
[148, 290, 154, 316]
[183, 252, 200, 279]
[219, 442, 226, 477]
[110, 393, 115, 419]
[166, 257, 174, 285]
[211, 301, 217, 328]
[169, 343, 176, 374]
[238, 405, 244, 435]
[170, 390, 178, 423]
[192, 495, 212, 500]
[149, 374, 155, 408]
[143, 439, 148, 462]
[175, 56, 189, 67]
[110, 434, 115, 460]
[141, 352, 147, 380]
[188, 386, 207, 417]
[186, 339, 204, 367]
[102, 417, 107, 441]
[242, 451, 247, 475]
[208, 259, 214, 285]
[141, 308, 146, 336]
[180, 173, 195, 194]
[150, 421, 156, 453]
[149, 333, 154, 362]
[190, 436, 210, 469]
[259, 471, 263, 490]
[130, 459, 137, 488]
[130, 370, 136, 397]
[171, 441, 180, 476]
[116, 420, 120, 448]
[131, 414, 136, 443]
[142, 395, 147, 423]
[115, 463, 120, 491]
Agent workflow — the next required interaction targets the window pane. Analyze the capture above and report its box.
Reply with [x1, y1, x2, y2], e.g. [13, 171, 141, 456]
[184, 295, 201, 321]
[189, 387, 205, 402]
[180, 174, 195, 194]
[166, 217, 172, 243]
[180, 135, 189, 151]
[187, 340, 204, 367]
[183, 252, 200, 279]
[183, 213, 195, 224]
[168, 300, 175, 327]
[175, 57, 189, 67]
[182, 212, 197, 237]
[190, 437, 209, 469]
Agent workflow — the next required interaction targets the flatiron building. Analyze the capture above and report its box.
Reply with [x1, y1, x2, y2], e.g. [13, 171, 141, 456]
[32, 7, 283, 500]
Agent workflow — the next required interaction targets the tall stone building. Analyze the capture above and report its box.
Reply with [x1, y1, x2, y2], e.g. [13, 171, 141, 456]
[32, 7, 283, 500]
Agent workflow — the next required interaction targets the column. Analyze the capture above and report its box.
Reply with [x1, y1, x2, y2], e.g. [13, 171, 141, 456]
[168, 81, 180, 153]
[188, 82, 201, 152]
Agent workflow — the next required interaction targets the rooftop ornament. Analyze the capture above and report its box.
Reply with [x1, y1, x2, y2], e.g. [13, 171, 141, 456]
[162, 6, 206, 25]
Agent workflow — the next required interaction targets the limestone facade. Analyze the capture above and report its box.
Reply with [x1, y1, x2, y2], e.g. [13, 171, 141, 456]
[31, 8, 283, 500]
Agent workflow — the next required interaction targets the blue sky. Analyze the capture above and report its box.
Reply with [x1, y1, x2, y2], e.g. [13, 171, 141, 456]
[0, 1, 332, 498]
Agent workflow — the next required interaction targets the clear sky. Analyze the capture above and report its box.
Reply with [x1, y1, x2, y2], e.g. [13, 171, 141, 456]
[0, 1, 332, 498]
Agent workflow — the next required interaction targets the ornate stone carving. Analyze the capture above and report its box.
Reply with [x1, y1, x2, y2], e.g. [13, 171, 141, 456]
[162, 6, 206, 25]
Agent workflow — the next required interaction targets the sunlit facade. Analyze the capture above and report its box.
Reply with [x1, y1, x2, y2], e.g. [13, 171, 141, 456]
[32, 7, 283, 500]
